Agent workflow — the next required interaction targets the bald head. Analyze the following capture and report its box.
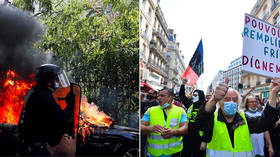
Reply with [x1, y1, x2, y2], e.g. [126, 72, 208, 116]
[219, 88, 239, 109]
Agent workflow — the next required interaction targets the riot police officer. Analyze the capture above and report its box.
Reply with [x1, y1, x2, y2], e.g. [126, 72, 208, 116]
[18, 64, 75, 156]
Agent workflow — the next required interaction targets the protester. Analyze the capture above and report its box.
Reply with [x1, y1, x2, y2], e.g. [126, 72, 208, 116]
[18, 64, 75, 156]
[141, 89, 159, 117]
[266, 104, 280, 157]
[179, 78, 209, 157]
[244, 95, 274, 157]
[241, 86, 256, 104]
[141, 89, 159, 157]
[141, 92, 146, 103]
[196, 77, 279, 157]
[141, 88, 188, 157]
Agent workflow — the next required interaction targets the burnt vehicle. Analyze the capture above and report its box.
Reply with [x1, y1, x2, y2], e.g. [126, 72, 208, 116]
[77, 123, 139, 157]
[0, 123, 139, 157]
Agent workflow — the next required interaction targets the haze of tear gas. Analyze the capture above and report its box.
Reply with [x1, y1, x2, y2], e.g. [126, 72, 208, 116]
[0, 6, 44, 80]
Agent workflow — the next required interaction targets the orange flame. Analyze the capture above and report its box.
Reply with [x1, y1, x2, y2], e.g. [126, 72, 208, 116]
[79, 96, 113, 141]
[0, 70, 35, 124]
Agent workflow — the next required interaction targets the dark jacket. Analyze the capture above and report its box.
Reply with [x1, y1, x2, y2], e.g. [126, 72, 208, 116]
[269, 104, 280, 145]
[179, 85, 211, 156]
[18, 87, 74, 147]
[179, 85, 192, 108]
[141, 100, 159, 116]
[179, 85, 208, 139]
[196, 104, 278, 147]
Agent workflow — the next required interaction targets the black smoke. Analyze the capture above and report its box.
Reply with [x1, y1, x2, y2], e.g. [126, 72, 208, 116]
[0, 6, 44, 81]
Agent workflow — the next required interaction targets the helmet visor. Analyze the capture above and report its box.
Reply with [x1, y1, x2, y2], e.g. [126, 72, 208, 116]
[57, 70, 70, 88]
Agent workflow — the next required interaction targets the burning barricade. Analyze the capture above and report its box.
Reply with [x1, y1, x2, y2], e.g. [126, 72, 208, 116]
[79, 96, 113, 141]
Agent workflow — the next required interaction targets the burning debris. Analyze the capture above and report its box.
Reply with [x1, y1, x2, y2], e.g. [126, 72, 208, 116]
[79, 96, 113, 141]
[0, 70, 35, 124]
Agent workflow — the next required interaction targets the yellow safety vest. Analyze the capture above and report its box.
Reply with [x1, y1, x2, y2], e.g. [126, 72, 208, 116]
[147, 105, 183, 156]
[206, 112, 254, 157]
[186, 104, 199, 123]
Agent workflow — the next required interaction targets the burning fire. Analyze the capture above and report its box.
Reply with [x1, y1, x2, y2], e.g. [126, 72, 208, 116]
[0, 70, 35, 124]
[79, 96, 113, 141]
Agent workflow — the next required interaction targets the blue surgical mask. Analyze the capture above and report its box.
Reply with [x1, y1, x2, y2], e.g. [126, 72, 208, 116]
[223, 101, 237, 117]
[249, 107, 258, 113]
[54, 82, 60, 89]
[160, 103, 170, 109]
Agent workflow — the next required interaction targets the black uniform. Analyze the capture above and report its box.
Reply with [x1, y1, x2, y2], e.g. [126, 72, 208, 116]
[179, 85, 208, 157]
[18, 86, 74, 155]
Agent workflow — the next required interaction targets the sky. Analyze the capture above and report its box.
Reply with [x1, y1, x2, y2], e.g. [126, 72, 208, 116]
[160, 0, 257, 92]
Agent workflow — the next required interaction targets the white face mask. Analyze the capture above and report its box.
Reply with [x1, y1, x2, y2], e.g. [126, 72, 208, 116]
[192, 92, 199, 103]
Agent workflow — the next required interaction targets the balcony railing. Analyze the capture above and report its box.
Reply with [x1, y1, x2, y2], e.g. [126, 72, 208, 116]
[150, 41, 167, 62]
[147, 58, 168, 76]
[153, 31, 167, 47]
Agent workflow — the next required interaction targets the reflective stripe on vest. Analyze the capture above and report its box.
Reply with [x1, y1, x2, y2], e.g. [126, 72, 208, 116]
[206, 112, 254, 157]
[207, 149, 233, 157]
[147, 105, 184, 156]
[207, 149, 254, 157]
[149, 134, 178, 140]
[235, 151, 254, 157]
[148, 140, 182, 149]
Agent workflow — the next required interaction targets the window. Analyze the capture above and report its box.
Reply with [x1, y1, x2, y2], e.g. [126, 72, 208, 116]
[148, 8, 152, 18]
[273, 13, 280, 27]
[263, 5, 269, 20]
[144, 25, 149, 37]
[167, 51, 171, 57]
[140, 16, 142, 27]
[154, 18, 157, 27]
[142, 44, 146, 55]
[142, 0, 146, 7]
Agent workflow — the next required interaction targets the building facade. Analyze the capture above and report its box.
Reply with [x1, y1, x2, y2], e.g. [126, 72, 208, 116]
[223, 57, 243, 91]
[140, 0, 169, 91]
[166, 29, 186, 92]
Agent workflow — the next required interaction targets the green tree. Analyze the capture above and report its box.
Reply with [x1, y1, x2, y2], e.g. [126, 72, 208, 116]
[14, 0, 139, 127]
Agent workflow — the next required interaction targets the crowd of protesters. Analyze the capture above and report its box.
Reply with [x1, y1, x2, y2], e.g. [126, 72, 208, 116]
[140, 77, 280, 157]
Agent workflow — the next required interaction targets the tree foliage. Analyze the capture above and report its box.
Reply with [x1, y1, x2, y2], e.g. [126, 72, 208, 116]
[13, 0, 139, 128]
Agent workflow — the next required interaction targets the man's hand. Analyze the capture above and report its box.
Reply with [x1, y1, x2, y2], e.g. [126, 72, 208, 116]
[269, 77, 280, 108]
[205, 78, 229, 112]
[149, 124, 165, 134]
[268, 146, 274, 157]
[270, 78, 280, 94]
[182, 78, 188, 85]
[200, 141, 207, 150]
[161, 128, 175, 139]
[213, 77, 229, 101]
[275, 119, 280, 128]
